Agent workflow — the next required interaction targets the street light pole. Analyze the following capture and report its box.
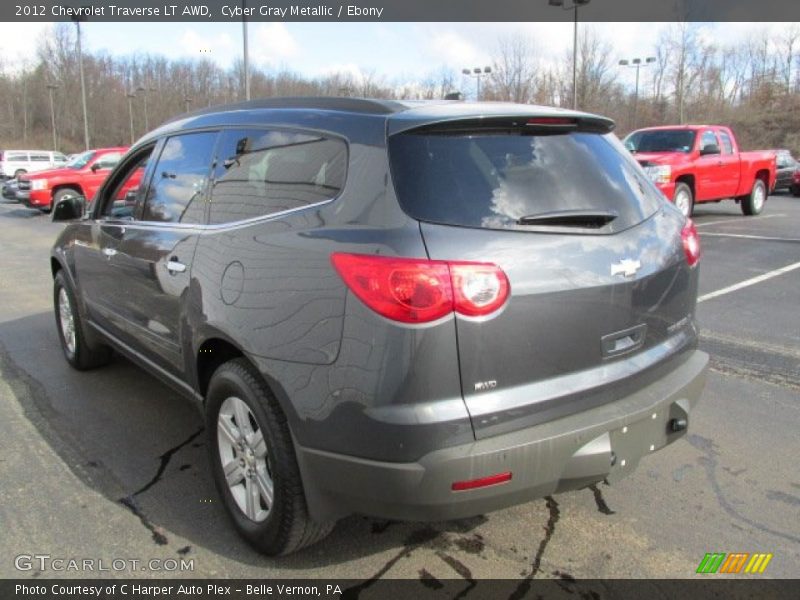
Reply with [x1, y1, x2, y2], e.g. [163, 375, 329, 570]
[242, 0, 250, 101]
[548, 0, 591, 110]
[619, 57, 656, 129]
[72, 17, 90, 150]
[46, 84, 59, 151]
[126, 92, 136, 144]
[137, 86, 157, 131]
[461, 66, 492, 101]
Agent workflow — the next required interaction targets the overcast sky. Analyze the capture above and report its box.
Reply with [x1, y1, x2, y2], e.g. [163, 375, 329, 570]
[1, 21, 792, 88]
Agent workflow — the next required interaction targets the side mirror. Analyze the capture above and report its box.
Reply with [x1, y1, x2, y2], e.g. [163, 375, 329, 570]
[700, 144, 720, 156]
[52, 195, 86, 222]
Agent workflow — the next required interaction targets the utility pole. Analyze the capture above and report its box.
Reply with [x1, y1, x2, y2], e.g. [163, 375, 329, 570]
[242, 0, 250, 100]
[126, 92, 136, 144]
[47, 84, 59, 150]
[72, 16, 90, 150]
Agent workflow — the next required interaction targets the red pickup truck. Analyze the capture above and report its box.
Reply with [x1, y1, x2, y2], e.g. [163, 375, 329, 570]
[18, 147, 132, 212]
[623, 125, 776, 217]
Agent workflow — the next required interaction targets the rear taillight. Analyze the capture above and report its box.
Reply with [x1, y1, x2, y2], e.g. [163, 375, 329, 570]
[330, 253, 510, 324]
[681, 219, 701, 267]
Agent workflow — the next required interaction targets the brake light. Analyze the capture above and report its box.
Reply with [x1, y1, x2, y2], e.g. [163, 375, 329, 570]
[526, 117, 576, 126]
[681, 219, 701, 267]
[330, 253, 510, 323]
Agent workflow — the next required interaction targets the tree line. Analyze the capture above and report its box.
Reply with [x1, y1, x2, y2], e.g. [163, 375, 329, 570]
[1, 23, 798, 154]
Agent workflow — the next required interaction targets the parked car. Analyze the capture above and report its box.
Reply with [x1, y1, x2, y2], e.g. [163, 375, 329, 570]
[50, 98, 708, 555]
[1, 178, 19, 200]
[0, 150, 67, 179]
[623, 125, 777, 217]
[792, 169, 800, 197]
[18, 147, 130, 212]
[774, 149, 799, 192]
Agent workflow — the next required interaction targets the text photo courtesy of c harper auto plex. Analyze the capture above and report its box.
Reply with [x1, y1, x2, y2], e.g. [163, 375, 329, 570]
[0, 1, 799, 599]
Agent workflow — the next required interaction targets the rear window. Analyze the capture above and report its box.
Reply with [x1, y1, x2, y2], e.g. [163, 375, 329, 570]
[389, 131, 663, 233]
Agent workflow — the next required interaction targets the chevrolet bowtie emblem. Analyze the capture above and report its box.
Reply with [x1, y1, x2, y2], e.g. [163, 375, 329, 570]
[611, 259, 642, 278]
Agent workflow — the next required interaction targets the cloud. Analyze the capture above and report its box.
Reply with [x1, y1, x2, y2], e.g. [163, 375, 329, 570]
[0, 22, 52, 73]
[250, 23, 299, 65]
[429, 30, 482, 66]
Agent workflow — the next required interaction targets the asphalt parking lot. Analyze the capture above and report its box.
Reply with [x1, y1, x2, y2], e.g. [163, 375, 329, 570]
[0, 193, 798, 583]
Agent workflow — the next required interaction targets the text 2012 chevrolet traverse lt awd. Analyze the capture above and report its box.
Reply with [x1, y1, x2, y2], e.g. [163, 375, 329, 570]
[50, 98, 708, 555]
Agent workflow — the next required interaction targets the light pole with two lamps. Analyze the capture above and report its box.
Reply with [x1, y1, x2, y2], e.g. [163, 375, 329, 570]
[618, 56, 656, 129]
[461, 66, 492, 101]
[548, 0, 591, 110]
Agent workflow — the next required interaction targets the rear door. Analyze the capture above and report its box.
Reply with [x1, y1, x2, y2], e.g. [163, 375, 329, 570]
[715, 129, 741, 198]
[388, 120, 699, 438]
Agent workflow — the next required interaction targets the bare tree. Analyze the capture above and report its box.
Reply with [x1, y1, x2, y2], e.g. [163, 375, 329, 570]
[487, 35, 538, 103]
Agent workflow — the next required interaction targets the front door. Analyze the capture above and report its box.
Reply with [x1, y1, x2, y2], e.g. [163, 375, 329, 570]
[82, 132, 217, 378]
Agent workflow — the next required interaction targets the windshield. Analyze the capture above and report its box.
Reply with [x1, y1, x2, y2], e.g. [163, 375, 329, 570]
[389, 131, 663, 233]
[624, 130, 696, 153]
[66, 151, 95, 169]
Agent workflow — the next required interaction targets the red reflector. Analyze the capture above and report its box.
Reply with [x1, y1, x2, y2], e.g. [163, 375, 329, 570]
[681, 219, 701, 268]
[451, 472, 512, 491]
[526, 117, 576, 126]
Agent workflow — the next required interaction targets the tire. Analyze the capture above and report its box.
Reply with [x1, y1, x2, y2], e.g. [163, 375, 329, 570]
[741, 179, 766, 216]
[52, 188, 79, 212]
[53, 271, 112, 370]
[673, 182, 694, 218]
[206, 358, 334, 555]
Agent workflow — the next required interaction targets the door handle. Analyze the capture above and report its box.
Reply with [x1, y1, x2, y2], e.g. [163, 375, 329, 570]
[102, 247, 117, 258]
[166, 259, 187, 274]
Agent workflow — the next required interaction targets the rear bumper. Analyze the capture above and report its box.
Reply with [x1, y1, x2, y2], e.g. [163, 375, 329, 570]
[296, 350, 708, 522]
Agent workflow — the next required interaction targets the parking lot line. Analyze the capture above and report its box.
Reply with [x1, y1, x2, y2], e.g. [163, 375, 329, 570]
[698, 260, 800, 303]
[695, 214, 785, 228]
[699, 232, 800, 243]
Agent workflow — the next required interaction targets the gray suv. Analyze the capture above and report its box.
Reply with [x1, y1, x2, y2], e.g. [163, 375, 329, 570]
[50, 98, 708, 555]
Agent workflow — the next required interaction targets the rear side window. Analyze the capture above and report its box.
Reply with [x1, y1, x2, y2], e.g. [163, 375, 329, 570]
[389, 131, 662, 233]
[141, 132, 217, 224]
[209, 129, 347, 225]
[30, 153, 50, 162]
[718, 131, 733, 154]
[6, 153, 26, 162]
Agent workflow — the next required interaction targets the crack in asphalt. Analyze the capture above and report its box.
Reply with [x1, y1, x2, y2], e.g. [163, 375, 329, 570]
[341, 527, 439, 599]
[436, 551, 476, 599]
[687, 434, 800, 545]
[508, 496, 560, 600]
[699, 332, 800, 392]
[118, 426, 204, 545]
[588, 485, 616, 515]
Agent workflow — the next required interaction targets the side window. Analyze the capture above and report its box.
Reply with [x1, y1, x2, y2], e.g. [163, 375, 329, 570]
[209, 128, 347, 225]
[140, 132, 217, 224]
[95, 153, 122, 170]
[30, 153, 50, 162]
[700, 131, 718, 152]
[54, 154, 68, 163]
[7, 153, 26, 162]
[718, 131, 734, 155]
[102, 146, 156, 219]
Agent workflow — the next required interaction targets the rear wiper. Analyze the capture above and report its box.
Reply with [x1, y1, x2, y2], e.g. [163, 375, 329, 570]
[516, 209, 618, 228]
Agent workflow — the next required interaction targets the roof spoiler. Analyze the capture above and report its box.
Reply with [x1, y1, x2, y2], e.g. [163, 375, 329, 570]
[390, 114, 615, 136]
